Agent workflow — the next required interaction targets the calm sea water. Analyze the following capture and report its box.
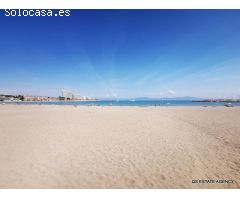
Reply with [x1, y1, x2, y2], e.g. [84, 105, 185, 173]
[5, 100, 240, 107]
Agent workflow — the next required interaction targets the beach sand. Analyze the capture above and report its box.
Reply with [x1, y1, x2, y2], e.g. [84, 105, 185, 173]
[0, 105, 239, 188]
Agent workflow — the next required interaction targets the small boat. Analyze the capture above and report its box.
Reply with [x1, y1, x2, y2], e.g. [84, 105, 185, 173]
[224, 103, 234, 107]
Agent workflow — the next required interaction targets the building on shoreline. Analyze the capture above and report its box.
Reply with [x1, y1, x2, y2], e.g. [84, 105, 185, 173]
[0, 94, 24, 102]
[24, 96, 59, 102]
[62, 90, 74, 100]
[0, 94, 58, 102]
[61, 90, 96, 101]
[0, 91, 97, 102]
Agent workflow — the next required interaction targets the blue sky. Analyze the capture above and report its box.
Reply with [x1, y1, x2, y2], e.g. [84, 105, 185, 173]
[0, 10, 240, 98]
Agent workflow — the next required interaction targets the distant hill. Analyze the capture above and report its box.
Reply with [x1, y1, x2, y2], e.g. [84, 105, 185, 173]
[98, 96, 203, 101]
[132, 96, 203, 101]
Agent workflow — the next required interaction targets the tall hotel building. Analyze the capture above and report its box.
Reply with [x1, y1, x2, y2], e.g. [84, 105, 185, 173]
[62, 90, 74, 100]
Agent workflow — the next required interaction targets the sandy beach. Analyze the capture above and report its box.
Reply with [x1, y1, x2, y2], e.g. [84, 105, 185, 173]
[0, 105, 239, 188]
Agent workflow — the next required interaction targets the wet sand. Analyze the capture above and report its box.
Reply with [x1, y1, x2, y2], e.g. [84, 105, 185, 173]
[0, 105, 239, 188]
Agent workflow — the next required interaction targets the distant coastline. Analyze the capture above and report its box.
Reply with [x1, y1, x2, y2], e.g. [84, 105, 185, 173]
[192, 99, 240, 103]
[1, 93, 240, 106]
[0, 91, 97, 102]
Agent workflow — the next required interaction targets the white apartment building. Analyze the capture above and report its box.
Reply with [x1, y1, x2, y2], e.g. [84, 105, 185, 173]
[62, 90, 74, 100]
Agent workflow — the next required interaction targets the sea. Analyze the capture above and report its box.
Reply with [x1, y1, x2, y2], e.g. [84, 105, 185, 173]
[4, 100, 240, 107]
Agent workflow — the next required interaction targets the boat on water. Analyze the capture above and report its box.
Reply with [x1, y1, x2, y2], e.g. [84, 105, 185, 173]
[224, 103, 234, 107]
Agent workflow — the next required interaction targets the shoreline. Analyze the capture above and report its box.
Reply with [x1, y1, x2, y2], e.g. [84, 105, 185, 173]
[1, 104, 239, 108]
[2, 101, 240, 107]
